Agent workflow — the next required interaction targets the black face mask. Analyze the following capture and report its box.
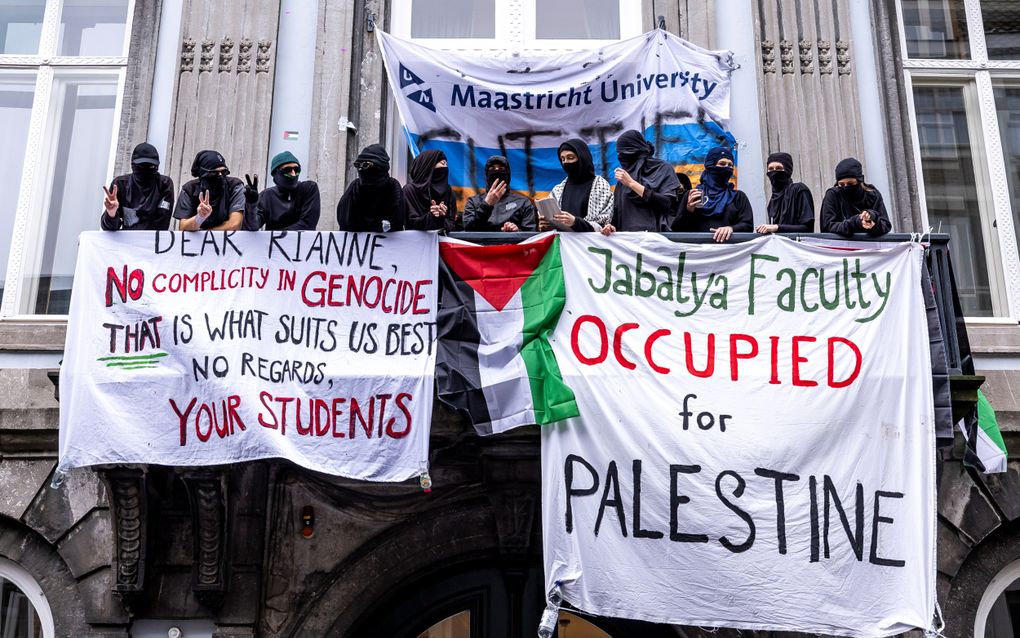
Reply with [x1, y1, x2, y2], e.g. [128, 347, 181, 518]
[703, 165, 734, 187]
[486, 170, 508, 190]
[617, 152, 641, 167]
[273, 171, 299, 192]
[358, 165, 387, 187]
[768, 169, 792, 191]
[431, 166, 449, 183]
[562, 160, 585, 180]
[840, 183, 865, 203]
[200, 173, 226, 197]
[132, 164, 158, 186]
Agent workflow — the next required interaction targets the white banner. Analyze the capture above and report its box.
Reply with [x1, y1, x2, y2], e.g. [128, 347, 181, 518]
[378, 29, 735, 198]
[542, 234, 935, 636]
[59, 231, 438, 481]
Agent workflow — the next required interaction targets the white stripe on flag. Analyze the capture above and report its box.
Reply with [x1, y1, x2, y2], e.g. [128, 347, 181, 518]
[475, 288, 535, 434]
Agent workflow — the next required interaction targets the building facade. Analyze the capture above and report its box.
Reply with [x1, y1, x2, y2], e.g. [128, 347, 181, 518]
[0, 0, 1019, 636]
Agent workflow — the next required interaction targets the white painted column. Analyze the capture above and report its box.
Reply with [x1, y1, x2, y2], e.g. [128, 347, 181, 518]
[848, 0, 892, 213]
[147, 0, 184, 162]
[267, 0, 319, 175]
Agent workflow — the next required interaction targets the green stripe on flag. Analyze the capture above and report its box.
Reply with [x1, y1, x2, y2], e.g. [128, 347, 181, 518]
[519, 236, 579, 425]
[977, 389, 1008, 474]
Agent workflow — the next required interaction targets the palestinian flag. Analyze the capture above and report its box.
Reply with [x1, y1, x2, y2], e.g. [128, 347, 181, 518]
[437, 233, 579, 435]
[962, 389, 1008, 474]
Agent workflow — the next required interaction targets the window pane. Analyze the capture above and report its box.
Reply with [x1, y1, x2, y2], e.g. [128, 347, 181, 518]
[411, 0, 494, 38]
[983, 575, 1020, 636]
[30, 77, 117, 315]
[0, 576, 43, 638]
[982, 1, 1020, 60]
[0, 73, 35, 308]
[901, 0, 970, 59]
[994, 85, 1020, 309]
[537, 0, 619, 39]
[58, 0, 129, 56]
[914, 86, 993, 316]
[0, 0, 45, 54]
[416, 610, 470, 638]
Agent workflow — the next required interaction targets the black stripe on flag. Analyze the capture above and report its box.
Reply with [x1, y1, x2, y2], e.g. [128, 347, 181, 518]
[436, 257, 494, 432]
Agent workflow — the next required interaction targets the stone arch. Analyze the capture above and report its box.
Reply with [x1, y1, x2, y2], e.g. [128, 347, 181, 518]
[0, 514, 89, 636]
[942, 518, 1020, 635]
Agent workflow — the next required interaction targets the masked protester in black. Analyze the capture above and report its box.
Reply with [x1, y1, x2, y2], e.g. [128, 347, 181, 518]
[543, 139, 613, 232]
[173, 150, 247, 231]
[251, 151, 321, 231]
[403, 149, 457, 232]
[671, 146, 754, 242]
[756, 152, 814, 234]
[101, 143, 175, 231]
[336, 144, 405, 232]
[602, 130, 680, 234]
[463, 156, 537, 232]
[820, 158, 892, 237]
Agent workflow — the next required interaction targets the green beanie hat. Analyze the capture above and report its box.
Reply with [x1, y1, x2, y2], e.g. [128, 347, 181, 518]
[271, 151, 300, 175]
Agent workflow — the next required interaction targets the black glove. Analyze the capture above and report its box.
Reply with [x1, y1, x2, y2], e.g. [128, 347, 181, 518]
[244, 174, 259, 204]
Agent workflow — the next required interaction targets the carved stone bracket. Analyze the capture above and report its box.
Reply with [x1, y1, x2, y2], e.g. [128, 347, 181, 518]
[181, 470, 228, 609]
[237, 38, 253, 73]
[180, 38, 195, 73]
[218, 37, 235, 73]
[256, 40, 272, 73]
[199, 39, 215, 73]
[836, 40, 852, 75]
[817, 39, 833, 75]
[779, 40, 794, 75]
[799, 40, 814, 74]
[102, 467, 148, 608]
[491, 490, 536, 554]
[761, 39, 776, 74]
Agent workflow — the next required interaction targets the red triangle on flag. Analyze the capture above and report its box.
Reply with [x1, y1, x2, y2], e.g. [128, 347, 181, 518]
[440, 235, 556, 311]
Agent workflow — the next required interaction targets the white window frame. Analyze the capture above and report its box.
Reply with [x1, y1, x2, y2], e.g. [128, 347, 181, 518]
[898, 0, 1020, 320]
[386, 0, 643, 180]
[0, 556, 56, 638]
[0, 0, 132, 320]
[975, 557, 1020, 636]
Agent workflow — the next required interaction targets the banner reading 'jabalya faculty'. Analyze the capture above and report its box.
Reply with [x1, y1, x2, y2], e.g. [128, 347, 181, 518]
[378, 29, 735, 200]
[542, 234, 935, 637]
[58, 231, 438, 481]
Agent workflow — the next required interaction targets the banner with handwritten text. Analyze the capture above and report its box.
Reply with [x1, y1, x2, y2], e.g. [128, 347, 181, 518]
[58, 231, 438, 481]
[542, 234, 935, 636]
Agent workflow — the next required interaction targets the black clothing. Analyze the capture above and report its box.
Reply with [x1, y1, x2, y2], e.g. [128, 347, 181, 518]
[767, 181, 815, 233]
[131, 143, 159, 166]
[559, 139, 597, 221]
[767, 152, 793, 173]
[612, 130, 680, 231]
[191, 150, 227, 177]
[253, 180, 321, 230]
[336, 177, 406, 232]
[672, 189, 754, 233]
[174, 177, 246, 229]
[356, 143, 391, 172]
[100, 172, 175, 231]
[403, 149, 456, 232]
[834, 157, 865, 182]
[463, 191, 537, 231]
[820, 185, 892, 237]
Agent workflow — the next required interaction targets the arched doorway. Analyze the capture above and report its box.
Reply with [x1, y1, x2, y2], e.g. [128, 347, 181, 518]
[0, 556, 54, 638]
[348, 556, 680, 638]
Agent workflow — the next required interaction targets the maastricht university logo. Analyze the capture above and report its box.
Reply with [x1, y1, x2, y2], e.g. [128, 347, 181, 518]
[399, 63, 436, 113]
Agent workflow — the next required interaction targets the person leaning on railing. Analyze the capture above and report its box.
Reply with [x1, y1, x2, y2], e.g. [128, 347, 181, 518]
[820, 157, 891, 237]
[100, 143, 174, 231]
[463, 155, 537, 232]
[670, 146, 753, 242]
[539, 138, 613, 233]
[600, 130, 680, 235]
[756, 151, 814, 235]
[173, 150, 247, 232]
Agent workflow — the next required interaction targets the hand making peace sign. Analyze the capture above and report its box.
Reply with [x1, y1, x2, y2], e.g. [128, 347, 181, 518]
[102, 184, 119, 217]
[196, 190, 213, 220]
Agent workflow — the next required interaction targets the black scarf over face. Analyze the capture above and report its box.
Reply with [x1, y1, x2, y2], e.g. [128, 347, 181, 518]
[406, 149, 450, 215]
[558, 138, 595, 218]
[484, 155, 510, 191]
[191, 149, 231, 224]
[766, 151, 798, 224]
[615, 130, 679, 204]
[124, 143, 165, 222]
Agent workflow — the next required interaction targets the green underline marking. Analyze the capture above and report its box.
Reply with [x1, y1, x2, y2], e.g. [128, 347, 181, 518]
[114, 364, 160, 370]
[97, 352, 168, 362]
[106, 361, 161, 368]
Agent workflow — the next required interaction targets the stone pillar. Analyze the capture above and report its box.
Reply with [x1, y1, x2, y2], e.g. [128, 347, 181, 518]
[165, 1, 282, 190]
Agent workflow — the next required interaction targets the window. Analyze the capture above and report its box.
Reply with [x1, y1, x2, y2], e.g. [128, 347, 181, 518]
[976, 558, 1020, 636]
[0, 558, 54, 638]
[901, 0, 1020, 318]
[0, 0, 130, 317]
[410, 0, 495, 39]
[416, 610, 471, 638]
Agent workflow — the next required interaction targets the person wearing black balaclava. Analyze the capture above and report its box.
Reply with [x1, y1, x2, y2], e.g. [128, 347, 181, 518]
[671, 146, 753, 242]
[101, 143, 175, 231]
[403, 149, 457, 232]
[251, 151, 320, 231]
[542, 139, 613, 232]
[463, 156, 537, 232]
[820, 157, 892, 237]
[756, 151, 814, 234]
[336, 144, 405, 232]
[600, 130, 680, 234]
[173, 150, 246, 231]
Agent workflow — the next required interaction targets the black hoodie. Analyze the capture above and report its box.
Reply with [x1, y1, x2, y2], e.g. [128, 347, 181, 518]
[462, 156, 537, 231]
[100, 143, 175, 231]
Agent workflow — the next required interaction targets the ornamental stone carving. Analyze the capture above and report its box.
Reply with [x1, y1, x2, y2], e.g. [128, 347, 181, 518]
[761, 39, 776, 74]
[180, 38, 195, 73]
[199, 39, 215, 73]
[779, 40, 795, 75]
[836, 40, 852, 75]
[237, 38, 253, 73]
[218, 37, 235, 73]
[817, 39, 833, 75]
[799, 40, 814, 74]
[182, 471, 227, 609]
[102, 468, 148, 607]
[256, 40, 272, 73]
